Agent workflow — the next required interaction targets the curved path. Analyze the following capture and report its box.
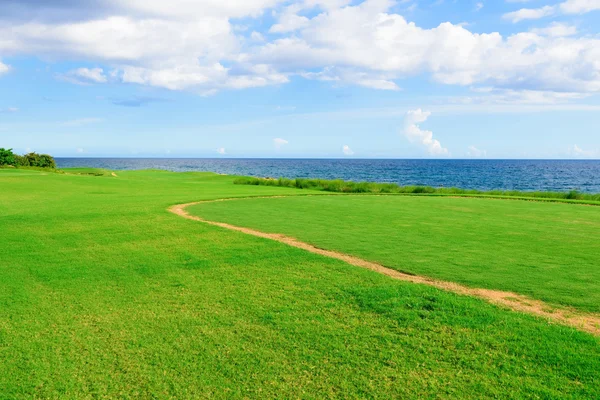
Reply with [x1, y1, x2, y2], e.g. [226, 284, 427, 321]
[169, 196, 600, 336]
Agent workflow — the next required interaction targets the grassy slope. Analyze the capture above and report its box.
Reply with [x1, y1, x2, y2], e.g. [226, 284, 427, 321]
[1, 169, 599, 398]
[190, 194, 600, 313]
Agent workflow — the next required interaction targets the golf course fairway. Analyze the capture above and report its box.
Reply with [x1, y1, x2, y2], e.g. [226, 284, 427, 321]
[1, 168, 599, 398]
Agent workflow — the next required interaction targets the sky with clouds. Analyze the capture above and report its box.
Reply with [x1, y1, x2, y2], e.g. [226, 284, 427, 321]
[0, 0, 599, 158]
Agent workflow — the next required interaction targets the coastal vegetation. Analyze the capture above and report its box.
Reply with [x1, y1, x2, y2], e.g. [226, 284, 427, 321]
[0, 148, 56, 169]
[1, 168, 599, 398]
[234, 176, 600, 204]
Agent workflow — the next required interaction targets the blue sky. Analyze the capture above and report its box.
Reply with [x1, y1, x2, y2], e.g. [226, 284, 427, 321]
[1, 0, 599, 158]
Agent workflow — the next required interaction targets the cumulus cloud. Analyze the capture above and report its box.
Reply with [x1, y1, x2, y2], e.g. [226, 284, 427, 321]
[254, 1, 600, 93]
[467, 145, 487, 158]
[216, 147, 226, 155]
[569, 144, 599, 158]
[60, 67, 107, 85]
[0, 4, 287, 93]
[0, 61, 10, 75]
[503, 5, 555, 22]
[1, 0, 600, 96]
[273, 137, 289, 150]
[342, 145, 354, 155]
[403, 109, 449, 156]
[301, 67, 400, 90]
[560, 0, 600, 14]
[504, 0, 600, 23]
[454, 88, 590, 105]
[531, 22, 577, 37]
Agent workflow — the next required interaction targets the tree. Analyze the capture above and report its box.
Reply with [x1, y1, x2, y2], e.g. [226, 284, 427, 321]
[14, 154, 29, 166]
[0, 148, 16, 166]
[0, 149, 56, 168]
[24, 152, 41, 166]
[38, 154, 56, 169]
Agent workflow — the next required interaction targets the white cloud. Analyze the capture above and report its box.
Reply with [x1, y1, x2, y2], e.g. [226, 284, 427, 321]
[531, 22, 577, 37]
[503, 5, 555, 22]
[0, 11, 285, 93]
[254, 2, 600, 93]
[60, 67, 107, 85]
[61, 118, 104, 127]
[216, 147, 226, 154]
[76, 148, 85, 153]
[0, 0, 600, 97]
[560, 0, 600, 14]
[504, 0, 600, 23]
[75, 67, 106, 83]
[403, 109, 449, 156]
[342, 144, 354, 155]
[114, 0, 285, 20]
[569, 144, 599, 158]
[270, 4, 310, 33]
[455, 88, 590, 105]
[0, 61, 10, 75]
[475, 2, 484, 11]
[0, 107, 19, 113]
[467, 145, 487, 157]
[250, 31, 265, 42]
[301, 67, 399, 90]
[273, 137, 289, 150]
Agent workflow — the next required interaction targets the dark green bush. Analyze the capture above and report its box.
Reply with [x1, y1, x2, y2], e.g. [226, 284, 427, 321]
[24, 152, 41, 167]
[0, 148, 16, 166]
[38, 154, 56, 169]
[14, 154, 29, 166]
[22, 152, 56, 169]
[0, 149, 57, 169]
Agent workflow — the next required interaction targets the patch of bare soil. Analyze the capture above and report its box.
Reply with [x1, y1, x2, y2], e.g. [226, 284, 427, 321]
[169, 198, 600, 336]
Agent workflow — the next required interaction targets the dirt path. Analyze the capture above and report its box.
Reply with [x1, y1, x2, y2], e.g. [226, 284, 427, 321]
[169, 197, 600, 336]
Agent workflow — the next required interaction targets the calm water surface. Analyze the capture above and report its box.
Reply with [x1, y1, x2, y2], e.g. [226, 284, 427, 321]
[56, 158, 600, 193]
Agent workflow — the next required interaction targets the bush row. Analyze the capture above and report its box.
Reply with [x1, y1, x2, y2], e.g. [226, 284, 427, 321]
[0, 148, 56, 169]
[233, 176, 600, 203]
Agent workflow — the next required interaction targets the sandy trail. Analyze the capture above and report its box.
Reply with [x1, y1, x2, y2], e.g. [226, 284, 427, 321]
[169, 197, 600, 336]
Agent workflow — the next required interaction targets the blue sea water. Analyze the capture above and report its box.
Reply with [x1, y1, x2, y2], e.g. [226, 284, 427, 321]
[56, 158, 600, 193]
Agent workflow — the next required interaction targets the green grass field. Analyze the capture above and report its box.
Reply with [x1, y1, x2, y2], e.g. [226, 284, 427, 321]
[1, 168, 599, 398]
[189, 195, 600, 313]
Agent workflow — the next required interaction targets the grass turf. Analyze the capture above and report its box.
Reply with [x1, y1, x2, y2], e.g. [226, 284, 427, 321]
[1, 168, 599, 398]
[189, 194, 600, 313]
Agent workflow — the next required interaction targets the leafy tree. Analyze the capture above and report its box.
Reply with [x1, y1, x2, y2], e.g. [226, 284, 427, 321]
[0, 148, 16, 166]
[1, 149, 56, 169]
[24, 152, 41, 166]
[14, 155, 29, 166]
[38, 154, 56, 169]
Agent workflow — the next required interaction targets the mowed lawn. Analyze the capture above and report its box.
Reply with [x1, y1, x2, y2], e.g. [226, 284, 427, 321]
[1, 169, 599, 398]
[190, 194, 600, 313]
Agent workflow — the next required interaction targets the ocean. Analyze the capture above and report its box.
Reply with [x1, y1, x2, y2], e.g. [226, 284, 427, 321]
[56, 158, 600, 193]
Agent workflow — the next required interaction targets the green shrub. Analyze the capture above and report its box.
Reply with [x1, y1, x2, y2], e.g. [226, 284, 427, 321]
[0, 148, 16, 166]
[233, 176, 600, 204]
[38, 154, 56, 169]
[0, 149, 57, 169]
[14, 154, 29, 166]
[22, 152, 56, 169]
